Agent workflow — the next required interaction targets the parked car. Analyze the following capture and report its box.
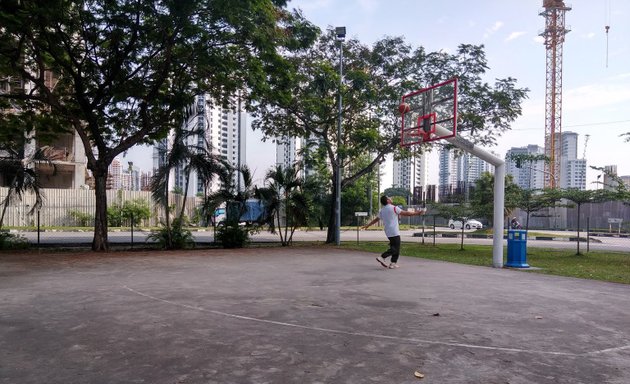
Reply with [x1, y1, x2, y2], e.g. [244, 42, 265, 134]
[448, 219, 483, 230]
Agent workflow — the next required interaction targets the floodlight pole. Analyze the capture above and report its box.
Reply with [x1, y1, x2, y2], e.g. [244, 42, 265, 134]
[335, 27, 346, 246]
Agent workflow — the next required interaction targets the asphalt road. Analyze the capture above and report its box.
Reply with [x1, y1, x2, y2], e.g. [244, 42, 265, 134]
[13, 228, 630, 253]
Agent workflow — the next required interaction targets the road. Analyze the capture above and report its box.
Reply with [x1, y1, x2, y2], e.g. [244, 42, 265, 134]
[14, 227, 630, 253]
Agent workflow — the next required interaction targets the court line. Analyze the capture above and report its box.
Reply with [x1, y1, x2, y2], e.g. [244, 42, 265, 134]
[123, 286, 628, 357]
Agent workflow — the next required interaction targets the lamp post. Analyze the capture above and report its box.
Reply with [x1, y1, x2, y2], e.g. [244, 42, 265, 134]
[335, 26, 345, 246]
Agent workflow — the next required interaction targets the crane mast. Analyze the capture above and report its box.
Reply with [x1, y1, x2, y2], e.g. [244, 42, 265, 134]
[540, 0, 571, 188]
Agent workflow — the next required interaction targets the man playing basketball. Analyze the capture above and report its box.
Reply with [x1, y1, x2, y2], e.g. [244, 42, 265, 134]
[362, 195, 426, 269]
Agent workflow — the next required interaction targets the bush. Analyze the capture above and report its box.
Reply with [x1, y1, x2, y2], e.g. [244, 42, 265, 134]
[146, 218, 194, 249]
[68, 209, 94, 227]
[108, 199, 151, 227]
[216, 224, 250, 248]
[0, 230, 29, 250]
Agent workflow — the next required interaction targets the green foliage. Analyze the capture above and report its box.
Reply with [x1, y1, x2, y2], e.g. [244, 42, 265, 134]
[470, 172, 522, 226]
[147, 219, 194, 250]
[107, 198, 151, 227]
[383, 187, 410, 199]
[0, 0, 317, 250]
[507, 153, 549, 169]
[0, 230, 29, 250]
[252, 33, 528, 243]
[68, 210, 94, 227]
[216, 224, 250, 249]
[516, 188, 562, 230]
[391, 196, 407, 207]
[257, 164, 310, 245]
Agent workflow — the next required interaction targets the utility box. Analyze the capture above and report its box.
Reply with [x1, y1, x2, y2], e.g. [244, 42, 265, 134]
[506, 229, 529, 268]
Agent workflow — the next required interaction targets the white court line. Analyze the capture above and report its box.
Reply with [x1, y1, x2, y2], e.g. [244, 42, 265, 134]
[123, 286, 629, 357]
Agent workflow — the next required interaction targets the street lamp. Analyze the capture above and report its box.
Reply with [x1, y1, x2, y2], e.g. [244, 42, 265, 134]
[335, 26, 346, 246]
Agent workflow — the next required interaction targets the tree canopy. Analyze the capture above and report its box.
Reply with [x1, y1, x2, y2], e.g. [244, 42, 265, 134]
[0, 0, 317, 250]
[252, 32, 529, 242]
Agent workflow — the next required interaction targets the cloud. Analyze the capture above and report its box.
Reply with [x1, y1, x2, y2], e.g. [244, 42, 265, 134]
[583, 32, 596, 39]
[563, 81, 630, 113]
[483, 21, 504, 39]
[505, 31, 526, 42]
[533, 36, 545, 44]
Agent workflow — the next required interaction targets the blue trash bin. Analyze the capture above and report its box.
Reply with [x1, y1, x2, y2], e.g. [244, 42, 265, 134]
[506, 229, 529, 268]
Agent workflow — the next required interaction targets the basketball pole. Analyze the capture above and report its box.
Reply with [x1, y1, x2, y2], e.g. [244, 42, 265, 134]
[433, 125, 506, 268]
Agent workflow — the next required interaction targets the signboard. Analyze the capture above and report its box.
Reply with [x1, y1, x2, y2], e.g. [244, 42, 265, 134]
[608, 218, 623, 224]
[355, 212, 368, 217]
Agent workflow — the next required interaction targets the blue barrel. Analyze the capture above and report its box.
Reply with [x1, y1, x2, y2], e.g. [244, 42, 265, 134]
[506, 229, 529, 268]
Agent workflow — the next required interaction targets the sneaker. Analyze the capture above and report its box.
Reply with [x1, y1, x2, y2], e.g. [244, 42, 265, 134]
[388, 262, 399, 269]
[376, 256, 388, 268]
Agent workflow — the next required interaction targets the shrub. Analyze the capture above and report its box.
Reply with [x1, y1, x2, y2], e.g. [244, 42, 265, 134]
[68, 209, 94, 227]
[146, 218, 194, 249]
[0, 230, 29, 250]
[216, 224, 250, 248]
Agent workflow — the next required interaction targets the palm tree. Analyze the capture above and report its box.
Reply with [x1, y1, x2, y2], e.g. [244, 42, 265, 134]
[201, 164, 256, 226]
[150, 125, 227, 248]
[258, 164, 309, 246]
[0, 138, 53, 230]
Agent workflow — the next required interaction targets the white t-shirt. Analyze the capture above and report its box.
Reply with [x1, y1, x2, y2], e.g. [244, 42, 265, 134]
[378, 204, 401, 238]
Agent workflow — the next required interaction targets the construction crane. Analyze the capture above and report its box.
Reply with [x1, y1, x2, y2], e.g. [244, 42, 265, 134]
[540, 0, 571, 188]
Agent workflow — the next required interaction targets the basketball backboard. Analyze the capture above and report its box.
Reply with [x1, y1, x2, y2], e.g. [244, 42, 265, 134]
[400, 77, 458, 147]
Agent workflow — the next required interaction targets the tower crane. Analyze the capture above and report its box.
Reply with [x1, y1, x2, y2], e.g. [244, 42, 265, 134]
[540, 0, 571, 188]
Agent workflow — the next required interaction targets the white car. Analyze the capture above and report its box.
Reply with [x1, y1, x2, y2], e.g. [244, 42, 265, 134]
[448, 219, 483, 230]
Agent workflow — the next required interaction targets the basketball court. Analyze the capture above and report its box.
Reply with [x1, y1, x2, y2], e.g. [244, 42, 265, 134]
[1, 247, 629, 383]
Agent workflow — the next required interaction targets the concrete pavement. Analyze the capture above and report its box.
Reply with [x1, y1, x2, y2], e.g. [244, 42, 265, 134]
[1, 247, 629, 383]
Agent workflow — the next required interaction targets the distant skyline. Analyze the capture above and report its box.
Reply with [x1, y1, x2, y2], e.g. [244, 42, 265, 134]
[127, 0, 630, 190]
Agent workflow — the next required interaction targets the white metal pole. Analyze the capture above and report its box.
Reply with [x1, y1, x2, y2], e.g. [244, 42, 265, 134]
[436, 126, 505, 267]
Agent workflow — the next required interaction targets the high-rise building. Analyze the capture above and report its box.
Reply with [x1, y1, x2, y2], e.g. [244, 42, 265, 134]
[559, 131, 586, 190]
[393, 152, 429, 190]
[153, 94, 246, 195]
[438, 148, 494, 200]
[505, 145, 546, 190]
[602, 165, 618, 191]
[276, 135, 301, 171]
[108, 158, 123, 190]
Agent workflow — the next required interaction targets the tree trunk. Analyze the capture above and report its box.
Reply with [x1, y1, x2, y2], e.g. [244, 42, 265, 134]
[179, 171, 191, 222]
[92, 167, 109, 251]
[326, 193, 336, 243]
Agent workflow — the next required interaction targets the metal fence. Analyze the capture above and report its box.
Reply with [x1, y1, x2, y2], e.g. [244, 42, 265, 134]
[1, 189, 629, 253]
[0, 187, 201, 247]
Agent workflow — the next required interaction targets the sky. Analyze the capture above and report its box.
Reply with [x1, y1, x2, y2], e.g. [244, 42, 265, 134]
[125, 0, 630, 190]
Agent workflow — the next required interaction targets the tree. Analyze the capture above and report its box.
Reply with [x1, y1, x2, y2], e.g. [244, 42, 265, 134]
[431, 200, 477, 250]
[0, 0, 316, 250]
[383, 187, 410, 200]
[517, 188, 562, 231]
[150, 125, 227, 248]
[252, 33, 529, 243]
[200, 165, 258, 248]
[257, 164, 309, 246]
[470, 172, 522, 228]
[562, 189, 596, 256]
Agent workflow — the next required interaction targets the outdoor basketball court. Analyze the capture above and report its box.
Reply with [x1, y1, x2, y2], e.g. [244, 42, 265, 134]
[1, 247, 629, 383]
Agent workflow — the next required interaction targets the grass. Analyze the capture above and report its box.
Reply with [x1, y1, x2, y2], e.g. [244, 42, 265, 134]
[343, 241, 630, 285]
